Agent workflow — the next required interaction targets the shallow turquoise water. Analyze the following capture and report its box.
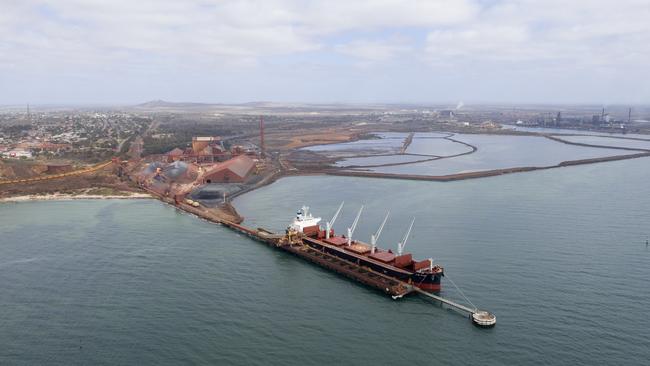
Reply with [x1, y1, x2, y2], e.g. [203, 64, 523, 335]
[366, 134, 633, 175]
[2, 157, 650, 365]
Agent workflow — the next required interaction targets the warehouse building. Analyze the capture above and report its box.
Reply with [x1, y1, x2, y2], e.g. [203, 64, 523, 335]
[165, 148, 185, 162]
[201, 155, 255, 183]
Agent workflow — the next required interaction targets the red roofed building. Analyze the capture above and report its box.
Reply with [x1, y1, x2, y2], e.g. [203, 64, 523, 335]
[165, 148, 185, 162]
[202, 155, 255, 183]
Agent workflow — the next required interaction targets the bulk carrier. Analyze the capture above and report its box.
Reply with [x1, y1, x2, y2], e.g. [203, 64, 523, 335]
[285, 204, 444, 293]
[148, 186, 495, 327]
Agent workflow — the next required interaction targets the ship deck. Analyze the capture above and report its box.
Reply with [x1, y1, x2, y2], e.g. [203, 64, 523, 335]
[303, 236, 422, 276]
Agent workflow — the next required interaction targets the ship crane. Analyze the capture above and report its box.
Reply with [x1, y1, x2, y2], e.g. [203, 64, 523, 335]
[397, 217, 415, 256]
[325, 202, 345, 239]
[370, 211, 390, 254]
[346, 205, 364, 245]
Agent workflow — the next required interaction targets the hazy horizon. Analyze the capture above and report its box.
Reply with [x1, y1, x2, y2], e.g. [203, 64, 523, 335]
[2, 1, 649, 105]
[3, 100, 650, 110]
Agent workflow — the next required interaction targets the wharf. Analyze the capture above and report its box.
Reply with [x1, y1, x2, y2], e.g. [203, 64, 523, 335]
[144, 187, 413, 297]
[216, 213, 413, 297]
[142, 187, 494, 326]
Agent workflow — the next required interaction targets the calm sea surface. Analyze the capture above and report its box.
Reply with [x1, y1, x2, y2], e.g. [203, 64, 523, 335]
[2, 157, 650, 365]
[359, 134, 634, 175]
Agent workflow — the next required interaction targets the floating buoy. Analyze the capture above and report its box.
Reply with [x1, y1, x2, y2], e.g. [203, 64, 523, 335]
[471, 311, 496, 327]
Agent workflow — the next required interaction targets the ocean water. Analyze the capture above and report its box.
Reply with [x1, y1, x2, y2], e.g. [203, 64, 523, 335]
[2, 157, 650, 365]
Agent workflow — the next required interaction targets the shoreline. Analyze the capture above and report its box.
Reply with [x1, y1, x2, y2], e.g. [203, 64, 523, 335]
[0, 192, 152, 203]
[5, 131, 650, 207]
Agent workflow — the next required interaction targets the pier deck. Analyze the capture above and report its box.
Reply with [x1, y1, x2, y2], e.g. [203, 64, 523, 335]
[412, 287, 475, 314]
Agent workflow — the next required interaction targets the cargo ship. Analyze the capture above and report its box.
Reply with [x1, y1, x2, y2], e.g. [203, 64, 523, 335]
[146, 186, 494, 327]
[286, 204, 444, 292]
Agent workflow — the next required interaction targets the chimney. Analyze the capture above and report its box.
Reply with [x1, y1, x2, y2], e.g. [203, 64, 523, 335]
[259, 115, 265, 158]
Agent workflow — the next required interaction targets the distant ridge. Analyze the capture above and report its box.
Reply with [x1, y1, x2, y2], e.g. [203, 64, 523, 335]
[133, 100, 391, 109]
[135, 100, 215, 108]
[130, 100, 479, 113]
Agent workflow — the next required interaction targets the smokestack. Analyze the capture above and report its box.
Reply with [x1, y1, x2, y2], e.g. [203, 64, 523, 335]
[628, 107, 632, 124]
[259, 115, 265, 158]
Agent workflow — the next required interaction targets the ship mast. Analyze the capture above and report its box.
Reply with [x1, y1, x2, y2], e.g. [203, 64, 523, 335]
[326, 202, 344, 239]
[371, 211, 390, 254]
[397, 217, 415, 256]
[346, 205, 364, 245]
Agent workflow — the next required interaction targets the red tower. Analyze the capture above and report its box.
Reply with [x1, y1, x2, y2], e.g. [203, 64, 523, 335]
[259, 115, 265, 158]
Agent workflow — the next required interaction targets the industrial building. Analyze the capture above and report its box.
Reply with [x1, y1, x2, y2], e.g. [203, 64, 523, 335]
[164, 136, 226, 163]
[201, 155, 255, 183]
[192, 136, 225, 163]
[192, 136, 221, 152]
[165, 148, 185, 162]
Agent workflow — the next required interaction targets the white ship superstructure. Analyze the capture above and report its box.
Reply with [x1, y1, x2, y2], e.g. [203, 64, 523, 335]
[288, 206, 321, 233]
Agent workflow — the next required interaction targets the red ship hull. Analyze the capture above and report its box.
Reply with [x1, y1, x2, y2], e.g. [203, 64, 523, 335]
[302, 235, 444, 292]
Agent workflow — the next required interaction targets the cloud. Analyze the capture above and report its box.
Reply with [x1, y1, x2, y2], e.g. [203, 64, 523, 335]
[426, 25, 532, 61]
[424, 0, 650, 67]
[298, 0, 477, 33]
[336, 38, 413, 63]
[0, 0, 477, 67]
[0, 0, 648, 103]
[6, 0, 648, 68]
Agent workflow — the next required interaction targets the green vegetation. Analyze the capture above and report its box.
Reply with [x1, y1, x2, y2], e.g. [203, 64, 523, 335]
[1, 124, 32, 136]
[143, 135, 190, 155]
[143, 122, 236, 155]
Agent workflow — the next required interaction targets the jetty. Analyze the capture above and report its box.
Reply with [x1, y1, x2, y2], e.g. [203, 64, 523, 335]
[143, 186, 496, 327]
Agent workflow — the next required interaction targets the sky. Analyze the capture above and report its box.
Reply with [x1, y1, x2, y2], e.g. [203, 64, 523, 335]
[1, 0, 649, 105]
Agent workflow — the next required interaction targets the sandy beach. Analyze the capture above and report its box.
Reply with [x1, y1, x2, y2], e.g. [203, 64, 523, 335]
[0, 191, 152, 203]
